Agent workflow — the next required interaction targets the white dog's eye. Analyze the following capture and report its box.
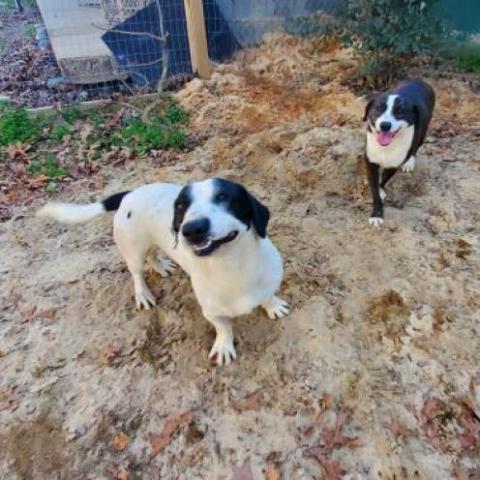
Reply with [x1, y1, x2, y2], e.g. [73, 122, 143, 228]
[215, 192, 227, 202]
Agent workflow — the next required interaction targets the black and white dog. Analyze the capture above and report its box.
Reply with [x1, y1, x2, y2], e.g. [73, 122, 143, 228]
[38, 179, 289, 365]
[363, 79, 435, 227]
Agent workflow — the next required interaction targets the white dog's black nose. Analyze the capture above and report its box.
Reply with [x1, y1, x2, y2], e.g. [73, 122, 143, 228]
[182, 218, 210, 243]
[380, 121, 392, 132]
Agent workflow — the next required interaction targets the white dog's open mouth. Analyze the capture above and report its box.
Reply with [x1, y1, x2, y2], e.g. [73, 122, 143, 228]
[192, 230, 238, 256]
[376, 129, 399, 147]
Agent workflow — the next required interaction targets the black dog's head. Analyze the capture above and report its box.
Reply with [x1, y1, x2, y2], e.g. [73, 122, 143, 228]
[363, 93, 417, 147]
[172, 178, 270, 256]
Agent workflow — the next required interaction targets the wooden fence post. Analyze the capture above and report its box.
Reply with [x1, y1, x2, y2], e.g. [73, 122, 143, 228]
[183, 0, 211, 79]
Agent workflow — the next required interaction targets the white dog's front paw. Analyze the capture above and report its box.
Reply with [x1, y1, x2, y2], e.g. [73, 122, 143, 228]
[401, 156, 415, 173]
[369, 217, 384, 228]
[150, 257, 176, 277]
[263, 296, 290, 319]
[135, 285, 156, 310]
[209, 335, 236, 366]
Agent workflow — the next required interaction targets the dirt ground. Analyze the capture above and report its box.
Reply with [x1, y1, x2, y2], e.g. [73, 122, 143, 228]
[1, 34, 480, 480]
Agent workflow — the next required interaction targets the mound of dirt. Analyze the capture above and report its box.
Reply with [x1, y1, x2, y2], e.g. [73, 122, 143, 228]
[1, 33, 480, 479]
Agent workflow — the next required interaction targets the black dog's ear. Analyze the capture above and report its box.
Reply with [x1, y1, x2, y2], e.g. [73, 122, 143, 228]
[363, 97, 375, 122]
[248, 192, 270, 238]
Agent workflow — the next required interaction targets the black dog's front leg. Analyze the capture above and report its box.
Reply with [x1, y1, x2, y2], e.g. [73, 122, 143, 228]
[381, 168, 398, 189]
[365, 157, 384, 227]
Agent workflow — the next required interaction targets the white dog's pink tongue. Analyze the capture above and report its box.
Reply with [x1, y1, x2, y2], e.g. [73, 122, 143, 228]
[377, 131, 394, 146]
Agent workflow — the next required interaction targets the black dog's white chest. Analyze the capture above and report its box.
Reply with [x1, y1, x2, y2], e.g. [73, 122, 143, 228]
[366, 125, 415, 168]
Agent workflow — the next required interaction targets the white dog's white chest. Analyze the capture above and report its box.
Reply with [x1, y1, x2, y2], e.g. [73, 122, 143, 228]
[188, 239, 283, 320]
[366, 125, 414, 169]
[191, 270, 270, 318]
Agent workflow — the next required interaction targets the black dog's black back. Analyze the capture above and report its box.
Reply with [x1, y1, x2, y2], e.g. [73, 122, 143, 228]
[393, 79, 435, 124]
[394, 79, 435, 156]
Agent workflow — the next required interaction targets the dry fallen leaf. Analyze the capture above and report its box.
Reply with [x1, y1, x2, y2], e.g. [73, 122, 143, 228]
[98, 344, 122, 366]
[320, 392, 334, 411]
[387, 419, 416, 438]
[308, 449, 345, 480]
[5, 142, 29, 159]
[79, 123, 93, 144]
[231, 388, 265, 413]
[117, 466, 128, 480]
[458, 409, 480, 451]
[232, 458, 255, 480]
[112, 432, 129, 451]
[34, 306, 57, 321]
[19, 304, 37, 320]
[106, 107, 126, 129]
[265, 462, 281, 480]
[321, 409, 362, 452]
[150, 411, 192, 456]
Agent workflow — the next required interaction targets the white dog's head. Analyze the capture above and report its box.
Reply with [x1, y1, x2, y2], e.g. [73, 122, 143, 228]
[172, 178, 270, 256]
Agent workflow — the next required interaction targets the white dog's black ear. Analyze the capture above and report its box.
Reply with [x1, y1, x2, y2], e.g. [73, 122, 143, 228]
[363, 97, 375, 122]
[248, 193, 270, 238]
[172, 186, 191, 234]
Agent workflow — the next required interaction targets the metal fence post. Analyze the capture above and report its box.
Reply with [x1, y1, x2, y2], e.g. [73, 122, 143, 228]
[183, 0, 211, 79]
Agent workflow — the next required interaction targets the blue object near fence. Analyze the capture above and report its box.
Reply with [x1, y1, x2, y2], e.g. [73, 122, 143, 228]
[102, 0, 239, 87]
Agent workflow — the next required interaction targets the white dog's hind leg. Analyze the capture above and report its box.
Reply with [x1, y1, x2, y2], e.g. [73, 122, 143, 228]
[205, 315, 236, 366]
[401, 156, 415, 173]
[262, 295, 290, 319]
[147, 256, 176, 278]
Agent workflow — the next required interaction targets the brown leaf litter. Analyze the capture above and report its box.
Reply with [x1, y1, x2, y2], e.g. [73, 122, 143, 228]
[149, 411, 192, 457]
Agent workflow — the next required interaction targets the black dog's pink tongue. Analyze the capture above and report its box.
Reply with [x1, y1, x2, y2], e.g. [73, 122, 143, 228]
[377, 131, 394, 146]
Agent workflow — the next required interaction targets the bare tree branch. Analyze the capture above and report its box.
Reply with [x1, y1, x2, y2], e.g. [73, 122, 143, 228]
[91, 22, 168, 44]
[91, 2, 170, 124]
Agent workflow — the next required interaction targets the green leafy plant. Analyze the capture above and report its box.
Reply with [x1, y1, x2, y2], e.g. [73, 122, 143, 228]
[164, 102, 189, 125]
[27, 153, 67, 179]
[109, 103, 190, 154]
[339, 0, 449, 88]
[24, 24, 36, 38]
[61, 103, 82, 124]
[116, 117, 187, 154]
[51, 124, 70, 142]
[0, 103, 39, 145]
[453, 41, 480, 73]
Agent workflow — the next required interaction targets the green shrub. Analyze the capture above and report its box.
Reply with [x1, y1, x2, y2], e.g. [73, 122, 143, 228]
[339, 0, 448, 88]
[453, 42, 480, 73]
[285, 12, 338, 38]
[0, 103, 39, 145]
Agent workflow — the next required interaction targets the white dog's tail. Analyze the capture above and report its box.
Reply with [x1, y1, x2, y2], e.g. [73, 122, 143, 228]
[37, 191, 130, 224]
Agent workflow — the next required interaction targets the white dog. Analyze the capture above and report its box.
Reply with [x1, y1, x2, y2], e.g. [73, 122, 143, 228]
[38, 178, 289, 365]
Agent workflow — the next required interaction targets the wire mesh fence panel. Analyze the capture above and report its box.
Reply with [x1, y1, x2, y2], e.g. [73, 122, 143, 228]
[1, 0, 339, 107]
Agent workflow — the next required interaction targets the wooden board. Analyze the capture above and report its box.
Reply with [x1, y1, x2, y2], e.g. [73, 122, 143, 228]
[183, 0, 210, 79]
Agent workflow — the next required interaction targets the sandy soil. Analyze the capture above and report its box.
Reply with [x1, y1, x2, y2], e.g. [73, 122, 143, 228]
[1, 33, 480, 480]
